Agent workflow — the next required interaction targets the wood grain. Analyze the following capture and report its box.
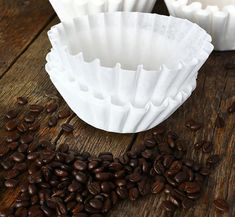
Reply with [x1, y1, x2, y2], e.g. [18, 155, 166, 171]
[0, 0, 55, 77]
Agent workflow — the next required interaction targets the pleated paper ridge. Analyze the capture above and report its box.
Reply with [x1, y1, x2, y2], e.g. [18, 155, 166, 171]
[164, 0, 235, 51]
[49, 0, 157, 22]
[45, 59, 196, 133]
[48, 12, 213, 107]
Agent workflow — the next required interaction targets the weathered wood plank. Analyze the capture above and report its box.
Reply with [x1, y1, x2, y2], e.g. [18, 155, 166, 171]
[0, 0, 55, 77]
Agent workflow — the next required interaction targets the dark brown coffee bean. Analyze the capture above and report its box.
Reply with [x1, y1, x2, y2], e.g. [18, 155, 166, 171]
[55, 169, 68, 177]
[20, 134, 34, 144]
[202, 141, 213, 153]
[144, 139, 156, 148]
[6, 109, 19, 119]
[5, 119, 17, 131]
[0, 145, 9, 157]
[88, 182, 101, 195]
[206, 154, 220, 167]
[161, 200, 177, 212]
[8, 141, 19, 151]
[166, 161, 182, 176]
[95, 172, 113, 181]
[61, 123, 74, 133]
[74, 213, 88, 217]
[41, 204, 54, 216]
[48, 116, 58, 127]
[184, 182, 200, 194]
[28, 184, 37, 195]
[215, 114, 225, 128]
[174, 171, 188, 183]
[74, 160, 87, 171]
[5, 169, 20, 179]
[68, 180, 82, 192]
[109, 162, 123, 171]
[1, 159, 14, 170]
[17, 96, 28, 105]
[227, 101, 235, 113]
[200, 167, 210, 176]
[213, 198, 229, 212]
[18, 143, 28, 153]
[17, 122, 28, 133]
[151, 179, 165, 194]
[58, 109, 71, 119]
[89, 198, 103, 210]
[75, 171, 87, 183]
[185, 119, 202, 131]
[28, 122, 40, 132]
[182, 198, 194, 209]
[129, 187, 139, 201]
[24, 114, 35, 123]
[138, 179, 151, 196]
[4, 179, 18, 188]
[0, 208, 13, 217]
[15, 207, 27, 217]
[116, 187, 128, 199]
[46, 102, 58, 113]
[6, 132, 20, 143]
[29, 104, 44, 113]
[154, 160, 165, 175]
[13, 162, 27, 172]
[128, 172, 142, 182]
[153, 126, 166, 135]
[11, 152, 25, 162]
[163, 155, 174, 168]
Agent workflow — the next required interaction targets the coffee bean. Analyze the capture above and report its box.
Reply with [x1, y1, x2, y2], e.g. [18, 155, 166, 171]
[28, 184, 37, 195]
[151, 180, 164, 194]
[75, 172, 87, 183]
[68, 180, 82, 192]
[144, 139, 156, 148]
[88, 182, 101, 195]
[200, 167, 210, 176]
[17, 96, 28, 105]
[46, 102, 58, 113]
[11, 152, 25, 162]
[0, 145, 9, 157]
[161, 200, 177, 212]
[5, 119, 17, 131]
[74, 160, 87, 171]
[5, 169, 20, 179]
[213, 198, 229, 212]
[185, 119, 202, 131]
[206, 154, 220, 168]
[89, 198, 103, 210]
[166, 161, 182, 176]
[184, 182, 200, 194]
[227, 101, 235, 113]
[61, 123, 74, 133]
[116, 187, 128, 199]
[129, 187, 139, 201]
[182, 198, 194, 209]
[95, 172, 113, 181]
[6, 132, 20, 143]
[20, 134, 34, 144]
[18, 143, 28, 153]
[24, 114, 35, 123]
[5, 179, 19, 188]
[6, 109, 19, 119]
[128, 172, 142, 182]
[174, 171, 188, 183]
[55, 169, 68, 177]
[58, 109, 71, 119]
[1, 159, 14, 170]
[202, 141, 213, 153]
[13, 162, 27, 172]
[29, 104, 44, 113]
[28, 122, 40, 132]
[0, 208, 13, 217]
[48, 116, 58, 127]
[17, 122, 28, 133]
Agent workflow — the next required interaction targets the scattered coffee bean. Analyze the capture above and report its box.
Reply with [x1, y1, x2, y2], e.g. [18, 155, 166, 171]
[213, 198, 229, 213]
[48, 116, 58, 127]
[5, 109, 18, 119]
[20, 134, 34, 144]
[151, 180, 164, 194]
[29, 104, 44, 114]
[5, 119, 17, 131]
[17, 122, 28, 133]
[5, 179, 19, 188]
[206, 154, 220, 168]
[6, 132, 20, 143]
[28, 122, 40, 131]
[24, 114, 35, 123]
[0, 145, 10, 157]
[17, 96, 28, 105]
[46, 102, 58, 113]
[227, 101, 235, 113]
[58, 108, 71, 119]
[61, 123, 74, 133]
[185, 119, 202, 131]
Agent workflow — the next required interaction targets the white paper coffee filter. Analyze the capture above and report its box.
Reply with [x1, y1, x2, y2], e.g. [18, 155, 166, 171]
[49, 0, 157, 22]
[164, 0, 235, 51]
[46, 54, 196, 133]
[48, 12, 213, 107]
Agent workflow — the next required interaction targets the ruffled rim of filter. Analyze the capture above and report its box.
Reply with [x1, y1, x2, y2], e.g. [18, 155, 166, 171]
[48, 12, 213, 74]
[45, 58, 196, 111]
[165, 0, 235, 15]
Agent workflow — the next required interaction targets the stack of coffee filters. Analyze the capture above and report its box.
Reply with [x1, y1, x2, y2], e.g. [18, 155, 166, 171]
[46, 0, 213, 133]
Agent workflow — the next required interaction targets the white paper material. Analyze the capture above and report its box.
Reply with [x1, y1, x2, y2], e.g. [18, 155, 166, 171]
[49, 0, 157, 22]
[164, 0, 235, 51]
[48, 12, 213, 107]
[45, 56, 196, 133]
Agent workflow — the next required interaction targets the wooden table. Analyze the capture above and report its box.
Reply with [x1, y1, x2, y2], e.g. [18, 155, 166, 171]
[0, 0, 234, 216]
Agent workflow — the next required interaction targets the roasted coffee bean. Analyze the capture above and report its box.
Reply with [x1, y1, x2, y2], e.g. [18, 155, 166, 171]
[46, 102, 58, 113]
[151, 179, 165, 194]
[15, 207, 27, 217]
[58, 109, 71, 119]
[202, 141, 213, 153]
[13, 162, 27, 172]
[20, 134, 34, 144]
[167, 161, 182, 176]
[184, 182, 200, 194]
[6, 132, 20, 143]
[75, 172, 87, 183]
[48, 116, 58, 127]
[174, 171, 188, 183]
[99, 152, 113, 161]
[128, 172, 142, 182]
[215, 114, 225, 128]
[129, 187, 139, 201]
[5, 169, 20, 179]
[154, 160, 165, 175]
[1, 159, 14, 170]
[167, 137, 176, 149]
[144, 139, 156, 148]
[24, 114, 35, 123]
[4, 179, 19, 188]
[17, 122, 28, 133]
[6, 109, 19, 119]
[95, 172, 113, 181]
[227, 101, 235, 113]
[74, 160, 87, 171]
[68, 180, 82, 192]
[89, 198, 103, 210]
[185, 119, 202, 131]
[61, 123, 74, 133]
[88, 182, 101, 195]
[28, 184, 37, 195]
[163, 155, 174, 168]
[11, 152, 25, 162]
[0, 208, 13, 217]
[17, 96, 28, 105]
[29, 104, 44, 113]
[213, 198, 229, 212]
[101, 182, 114, 192]
[28, 122, 40, 132]
[55, 169, 68, 177]
[5, 119, 17, 131]
[41, 204, 54, 216]
[206, 154, 220, 167]
[8, 141, 19, 151]
[200, 167, 210, 176]
[182, 198, 194, 209]
[0, 145, 9, 157]
[116, 187, 128, 199]
[18, 143, 28, 153]
[161, 200, 177, 212]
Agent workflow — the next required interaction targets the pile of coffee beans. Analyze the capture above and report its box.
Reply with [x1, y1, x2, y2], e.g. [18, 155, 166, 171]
[0, 97, 233, 217]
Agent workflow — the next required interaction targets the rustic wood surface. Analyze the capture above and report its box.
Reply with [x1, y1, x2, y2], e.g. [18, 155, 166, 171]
[0, 0, 234, 217]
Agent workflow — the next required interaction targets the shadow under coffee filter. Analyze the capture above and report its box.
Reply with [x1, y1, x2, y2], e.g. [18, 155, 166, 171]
[48, 12, 213, 108]
[46, 54, 196, 133]
[49, 0, 157, 22]
[164, 0, 235, 51]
